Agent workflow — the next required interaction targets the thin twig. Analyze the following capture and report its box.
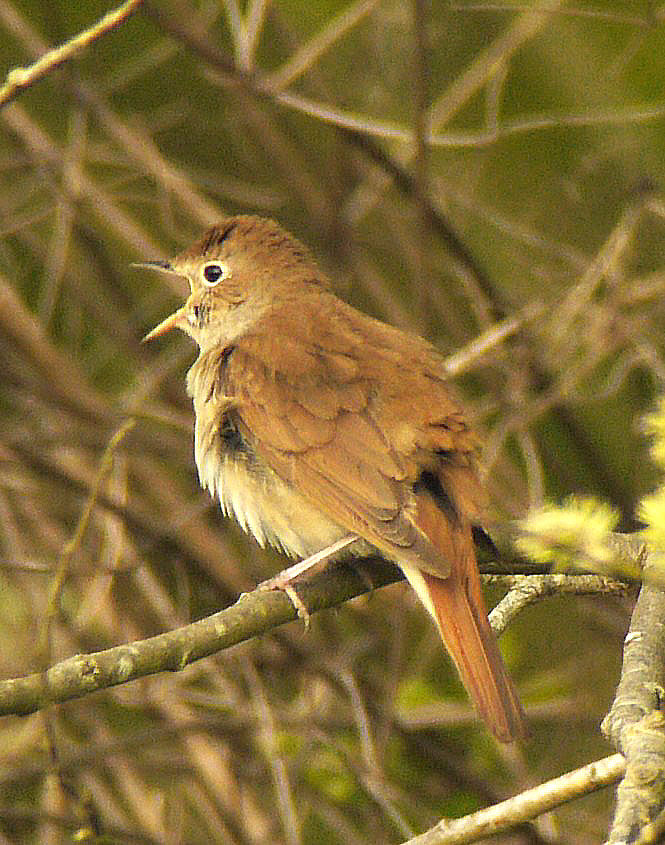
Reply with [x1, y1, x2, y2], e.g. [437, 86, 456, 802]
[269, 0, 381, 90]
[401, 753, 626, 845]
[246, 662, 302, 845]
[487, 573, 629, 637]
[442, 302, 544, 377]
[2, 104, 166, 264]
[412, 0, 433, 334]
[0, 0, 143, 109]
[39, 419, 136, 664]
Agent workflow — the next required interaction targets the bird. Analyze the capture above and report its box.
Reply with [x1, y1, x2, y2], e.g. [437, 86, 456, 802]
[141, 214, 527, 742]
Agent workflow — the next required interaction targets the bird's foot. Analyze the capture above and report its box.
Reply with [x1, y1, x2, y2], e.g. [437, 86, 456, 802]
[258, 574, 311, 626]
[257, 535, 359, 628]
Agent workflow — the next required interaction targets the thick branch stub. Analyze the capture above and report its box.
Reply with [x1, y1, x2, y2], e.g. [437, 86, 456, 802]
[603, 559, 665, 844]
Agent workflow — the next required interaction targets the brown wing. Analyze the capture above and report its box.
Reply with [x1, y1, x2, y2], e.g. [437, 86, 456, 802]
[220, 295, 483, 576]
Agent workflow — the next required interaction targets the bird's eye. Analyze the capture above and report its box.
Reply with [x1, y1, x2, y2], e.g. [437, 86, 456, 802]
[202, 262, 226, 287]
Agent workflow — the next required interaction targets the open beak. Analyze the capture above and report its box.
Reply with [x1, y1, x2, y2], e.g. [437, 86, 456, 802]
[136, 259, 188, 342]
[142, 305, 188, 342]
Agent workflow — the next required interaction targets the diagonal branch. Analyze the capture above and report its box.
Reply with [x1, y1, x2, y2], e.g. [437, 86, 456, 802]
[0, 0, 144, 109]
[402, 753, 626, 845]
[0, 559, 400, 717]
[0, 558, 625, 719]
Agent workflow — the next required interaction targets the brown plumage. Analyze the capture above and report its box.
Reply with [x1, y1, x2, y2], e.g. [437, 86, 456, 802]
[143, 215, 527, 742]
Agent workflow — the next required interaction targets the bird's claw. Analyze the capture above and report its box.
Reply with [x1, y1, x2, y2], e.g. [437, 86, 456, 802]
[258, 575, 311, 628]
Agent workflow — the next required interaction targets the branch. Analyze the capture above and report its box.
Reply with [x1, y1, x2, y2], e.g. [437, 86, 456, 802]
[0, 559, 401, 716]
[0, 548, 625, 719]
[487, 572, 628, 636]
[0, 0, 144, 109]
[603, 545, 665, 843]
[401, 754, 626, 845]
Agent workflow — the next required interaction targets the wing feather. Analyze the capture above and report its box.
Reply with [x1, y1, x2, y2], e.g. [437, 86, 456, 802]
[218, 298, 482, 575]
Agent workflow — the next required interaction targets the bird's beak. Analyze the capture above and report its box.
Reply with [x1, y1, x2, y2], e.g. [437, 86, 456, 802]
[135, 259, 188, 342]
[142, 305, 188, 342]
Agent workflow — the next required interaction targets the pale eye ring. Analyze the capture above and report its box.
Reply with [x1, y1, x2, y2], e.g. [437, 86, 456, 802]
[202, 262, 227, 287]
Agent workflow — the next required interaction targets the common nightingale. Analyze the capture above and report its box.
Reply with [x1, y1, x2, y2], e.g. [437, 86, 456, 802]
[142, 215, 526, 742]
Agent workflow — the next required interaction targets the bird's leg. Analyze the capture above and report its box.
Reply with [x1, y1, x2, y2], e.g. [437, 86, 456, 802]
[258, 535, 358, 624]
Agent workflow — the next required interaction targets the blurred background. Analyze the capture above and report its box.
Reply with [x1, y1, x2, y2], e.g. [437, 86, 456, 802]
[1, 1, 664, 842]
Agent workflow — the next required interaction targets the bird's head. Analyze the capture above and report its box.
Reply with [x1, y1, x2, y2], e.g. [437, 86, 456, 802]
[140, 215, 327, 351]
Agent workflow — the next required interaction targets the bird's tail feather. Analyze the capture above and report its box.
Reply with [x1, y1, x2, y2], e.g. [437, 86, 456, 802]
[404, 496, 527, 742]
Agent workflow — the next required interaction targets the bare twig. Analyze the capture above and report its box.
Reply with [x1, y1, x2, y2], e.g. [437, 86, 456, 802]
[412, 0, 433, 333]
[0, 0, 143, 109]
[39, 419, 136, 666]
[442, 302, 544, 377]
[401, 753, 626, 845]
[0, 270, 109, 419]
[2, 104, 166, 264]
[487, 573, 628, 637]
[268, 0, 381, 90]
[246, 662, 302, 845]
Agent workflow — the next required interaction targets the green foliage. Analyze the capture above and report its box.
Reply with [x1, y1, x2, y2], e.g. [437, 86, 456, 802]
[643, 398, 665, 471]
[638, 488, 665, 551]
[517, 495, 620, 573]
[639, 399, 665, 555]
[518, 395, 665, 582]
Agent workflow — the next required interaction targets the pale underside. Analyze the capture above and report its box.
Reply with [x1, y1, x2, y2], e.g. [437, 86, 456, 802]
[195, 396, 440, 620]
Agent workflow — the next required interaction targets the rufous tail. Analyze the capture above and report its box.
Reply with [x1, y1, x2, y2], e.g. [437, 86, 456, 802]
[419, 568, 527, 742]
[404, 496, 528, 742]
